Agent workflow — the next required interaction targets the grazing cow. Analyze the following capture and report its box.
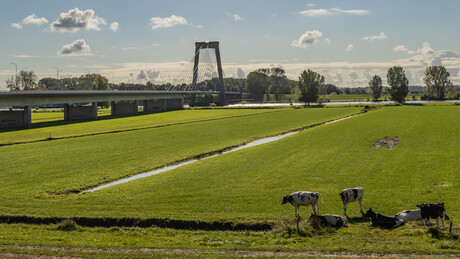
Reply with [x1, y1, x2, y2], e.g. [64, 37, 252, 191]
[394, 209, 422, 222]
[307, 213, 347, 229]
[364, 208, 404, 228]
[417, 202, 449, 228]
[339, 187, 364, 218]
[281, 191, 323, 218]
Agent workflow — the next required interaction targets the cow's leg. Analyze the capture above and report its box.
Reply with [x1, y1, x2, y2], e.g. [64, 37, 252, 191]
[343, 202, 349, 218]
[312, 204, 317, 215]
[315, 201, 319, 215]
[358, 198, 364, 215]
[295, 206, 299, 219]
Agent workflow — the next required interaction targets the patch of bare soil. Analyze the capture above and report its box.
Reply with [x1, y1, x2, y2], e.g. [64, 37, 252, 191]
[0, 245, 458, 258]
[373, 136, 400, 149]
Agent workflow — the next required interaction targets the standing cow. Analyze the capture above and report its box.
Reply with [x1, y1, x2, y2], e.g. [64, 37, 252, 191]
[281, 191, 323, 218]
[417, 202, 449, 228]
[339, 187, 364, 218]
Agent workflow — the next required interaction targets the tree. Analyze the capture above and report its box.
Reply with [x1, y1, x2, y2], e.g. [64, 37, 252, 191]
[92, 75, 110, 90]
[6, 70, 38, 91]
[5, 76, 17, 91]
[78, 73, 99, 90]
[247, 71, 268, 101]
[386, 66, 409, 104]
[297, 69, 324, 105]
[325, 84, 341, 95]
[423, 66, 452, 100]
[369, 75, 383, 101]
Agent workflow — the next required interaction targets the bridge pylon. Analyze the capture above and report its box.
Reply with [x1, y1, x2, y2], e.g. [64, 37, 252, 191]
[192, 41, 226, 106]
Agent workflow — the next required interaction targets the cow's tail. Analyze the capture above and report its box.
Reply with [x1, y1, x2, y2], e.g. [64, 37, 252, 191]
[318, 192, 324, 205]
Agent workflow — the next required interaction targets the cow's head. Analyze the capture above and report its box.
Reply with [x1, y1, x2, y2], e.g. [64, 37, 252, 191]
[364, 208, 376, 218]
[281, 195, 292, 205]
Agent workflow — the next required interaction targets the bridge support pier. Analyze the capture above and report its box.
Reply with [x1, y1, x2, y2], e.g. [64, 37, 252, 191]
[64, 103, 97, 121]
[143, 99, 166, 113]
[111, 101, 139, 116]
[165, 98, 184, 111]
[0, 106, 31, 128]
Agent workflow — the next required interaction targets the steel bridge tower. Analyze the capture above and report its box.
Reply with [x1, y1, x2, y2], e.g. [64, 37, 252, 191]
[191, 41, 226, 105]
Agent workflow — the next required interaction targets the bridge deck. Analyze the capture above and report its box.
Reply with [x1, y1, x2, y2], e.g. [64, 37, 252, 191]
[0, 90, 240, 107]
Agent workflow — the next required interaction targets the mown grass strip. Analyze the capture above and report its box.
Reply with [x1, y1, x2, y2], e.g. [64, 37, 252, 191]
[0, 109, 287, 146]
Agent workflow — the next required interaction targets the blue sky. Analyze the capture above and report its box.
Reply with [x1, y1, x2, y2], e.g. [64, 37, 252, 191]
[1, 0, 460, 89]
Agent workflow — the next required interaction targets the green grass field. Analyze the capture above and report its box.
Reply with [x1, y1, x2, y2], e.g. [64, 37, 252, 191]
[0, 105, 458, 257]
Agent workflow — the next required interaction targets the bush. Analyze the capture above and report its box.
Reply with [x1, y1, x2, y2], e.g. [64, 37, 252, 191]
[57, 219, 77, 231]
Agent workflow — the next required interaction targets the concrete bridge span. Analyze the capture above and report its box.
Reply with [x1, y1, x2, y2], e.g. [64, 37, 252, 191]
[0, 90, 238, 128]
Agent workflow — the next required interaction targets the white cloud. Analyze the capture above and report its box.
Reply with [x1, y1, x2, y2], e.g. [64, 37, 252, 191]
[233, 13, 242, 21]
[109, 22, 119, 32]
[300, 8, 370, 17]
[11, 23, 22, 29]
[345, 44, 354, 52]
[393, 45, 408, 52]
[306, 3, 316, 7]
[330, 8, 370, 15]
[417, 42, 434, 55]
[23, 14, 48, 25]
[58, 39, 92, 56]
[300, 9, 331, 16]
[136, 69, 160, 82]
[325, 38, 331, 45]
[150, 15, 188, 29]
[362, 32, 386, 42]
[235, 67, 246, 78]
[291, 30, 322, 48]
[51, 8, 106, 32]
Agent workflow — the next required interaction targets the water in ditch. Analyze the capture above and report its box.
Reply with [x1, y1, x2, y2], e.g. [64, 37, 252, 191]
[80, 114, 356, 194]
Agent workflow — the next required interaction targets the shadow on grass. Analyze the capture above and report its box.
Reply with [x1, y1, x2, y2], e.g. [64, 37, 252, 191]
[0, 112, 171, 133]
[347, 216, 369, 224]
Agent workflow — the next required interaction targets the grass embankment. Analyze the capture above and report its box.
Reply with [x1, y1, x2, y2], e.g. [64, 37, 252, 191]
[0, 107, 361, 214]
[0, 106, 458, 256]
[1, 108, 284, 145]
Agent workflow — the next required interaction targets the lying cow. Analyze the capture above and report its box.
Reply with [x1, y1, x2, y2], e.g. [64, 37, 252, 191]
[364, 208, 404, 228]
[281, 191, 323, 218]
[417, 202, 449, 228]
[394, 209, 422, 222]
[307, 213, 347, 229]
[339, 187, 364, 218]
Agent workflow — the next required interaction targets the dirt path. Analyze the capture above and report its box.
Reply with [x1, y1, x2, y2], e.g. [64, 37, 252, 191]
[1, 244, 458, 258]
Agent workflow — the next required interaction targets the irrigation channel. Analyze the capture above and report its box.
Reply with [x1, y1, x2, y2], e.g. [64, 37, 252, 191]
[79, 113, 360, 194]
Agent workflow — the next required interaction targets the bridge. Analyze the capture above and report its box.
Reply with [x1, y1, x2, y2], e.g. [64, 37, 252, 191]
[0, 41, 240, 129]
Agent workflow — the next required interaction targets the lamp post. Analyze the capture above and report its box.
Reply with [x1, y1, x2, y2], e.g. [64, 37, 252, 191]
[53, 66, 60, 79]
[10, 62, 17, 89]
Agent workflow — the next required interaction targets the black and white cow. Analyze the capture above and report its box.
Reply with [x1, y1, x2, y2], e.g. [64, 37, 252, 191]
[281, 191, 323, 218]
[364, 208, 405, 228]
[394, 209, 422, 223]
[417, 202, 449, 228]
[339, 187, 364, 218]
[307, 213, 347, 229]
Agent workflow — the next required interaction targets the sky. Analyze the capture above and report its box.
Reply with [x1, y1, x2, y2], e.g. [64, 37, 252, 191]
[1, 0, 460, 90]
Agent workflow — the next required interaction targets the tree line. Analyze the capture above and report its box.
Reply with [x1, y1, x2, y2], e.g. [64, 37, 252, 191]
[298, 65, 457, 104]
[5, 66, 458, 103]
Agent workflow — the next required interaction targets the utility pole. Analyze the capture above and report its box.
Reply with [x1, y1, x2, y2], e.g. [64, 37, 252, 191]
[10, 62, 17, 89]
[53, 66, 60, 79]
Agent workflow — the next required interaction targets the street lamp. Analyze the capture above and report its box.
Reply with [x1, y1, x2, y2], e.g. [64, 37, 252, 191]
[10, 62, 17, 88]
[52, 66, 60, 79]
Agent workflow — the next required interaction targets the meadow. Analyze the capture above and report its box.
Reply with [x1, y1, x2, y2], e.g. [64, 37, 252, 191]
[0, 105, 458, 257]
